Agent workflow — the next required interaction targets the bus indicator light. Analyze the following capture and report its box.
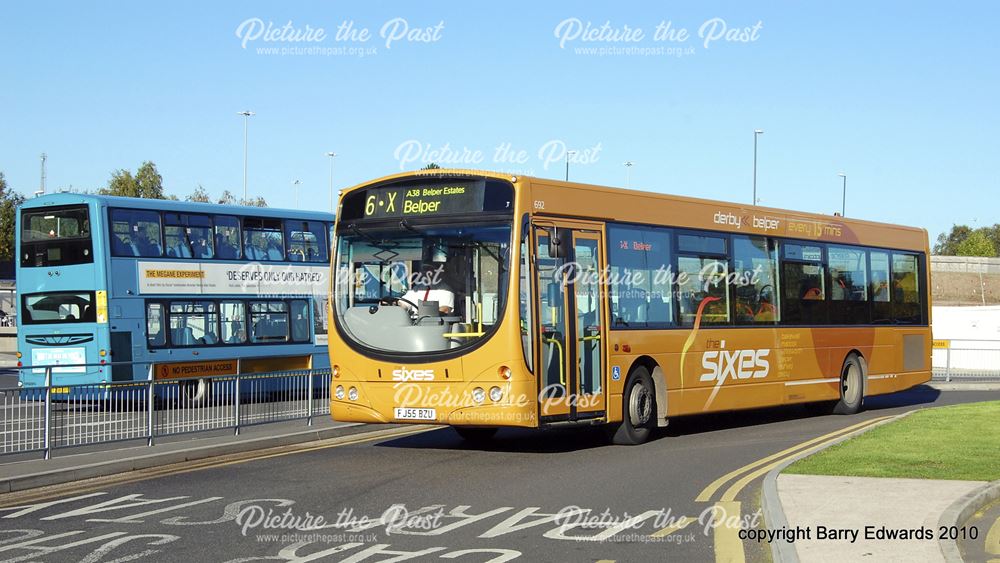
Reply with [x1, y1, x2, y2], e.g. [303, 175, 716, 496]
[498, 366, 511, 380]
[332, 365, 340, 378]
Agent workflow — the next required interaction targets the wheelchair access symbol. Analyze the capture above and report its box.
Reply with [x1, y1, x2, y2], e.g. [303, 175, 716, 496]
[611, 366, 621, 381]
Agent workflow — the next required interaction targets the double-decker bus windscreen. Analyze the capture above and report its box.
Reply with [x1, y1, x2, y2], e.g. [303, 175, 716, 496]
[20, 205, 93, 267]
[334, 223, 511, 354]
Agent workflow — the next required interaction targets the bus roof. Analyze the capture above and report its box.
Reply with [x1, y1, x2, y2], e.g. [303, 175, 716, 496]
[340, 169, 927, 250]
[20, 192, 335, 222]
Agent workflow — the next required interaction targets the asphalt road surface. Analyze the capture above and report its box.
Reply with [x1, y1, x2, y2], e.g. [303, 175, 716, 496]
[1, 387, 997, 563]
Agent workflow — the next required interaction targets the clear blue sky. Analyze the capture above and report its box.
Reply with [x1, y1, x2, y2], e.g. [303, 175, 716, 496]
[2, 1, 997, 241]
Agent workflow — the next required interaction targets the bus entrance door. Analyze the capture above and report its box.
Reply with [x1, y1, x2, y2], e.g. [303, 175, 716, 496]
[535, 224, 607, 422]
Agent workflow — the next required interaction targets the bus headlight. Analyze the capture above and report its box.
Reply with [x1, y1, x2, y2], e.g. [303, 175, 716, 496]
[335, 385, 345, 400]
[471, 387, 486, 404]
[489, 386, 503, 402]
[348, 387, 359, 401]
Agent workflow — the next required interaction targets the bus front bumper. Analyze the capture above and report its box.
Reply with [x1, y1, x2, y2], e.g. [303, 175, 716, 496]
[330, 379, 538, 428]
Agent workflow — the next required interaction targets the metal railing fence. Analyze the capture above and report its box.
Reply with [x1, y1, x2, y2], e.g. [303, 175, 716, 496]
[1, 361, 331, 459]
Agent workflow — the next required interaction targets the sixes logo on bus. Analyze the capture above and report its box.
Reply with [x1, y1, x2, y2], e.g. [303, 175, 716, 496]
[701, 341, 771, 383]
[392, 367, 435, 381]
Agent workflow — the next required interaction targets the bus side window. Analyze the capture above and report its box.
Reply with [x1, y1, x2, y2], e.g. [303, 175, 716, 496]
[147, 303, 165, 347]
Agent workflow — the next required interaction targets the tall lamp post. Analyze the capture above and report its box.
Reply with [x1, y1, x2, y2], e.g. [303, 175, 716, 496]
[838, 173, 847, 216]
[624, 161, 634, 188]
[292, 179, 301, 209]
[326, 151, 337, 213]
[238, 111, 255, 203]
[752, 129, 763, 205]
[565, 150, 577, 181]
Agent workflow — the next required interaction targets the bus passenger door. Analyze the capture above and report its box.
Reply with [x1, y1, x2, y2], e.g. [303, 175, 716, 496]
[534, 225, 606, 421]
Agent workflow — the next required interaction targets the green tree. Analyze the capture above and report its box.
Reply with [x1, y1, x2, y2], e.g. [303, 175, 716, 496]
[218, 190, 238, 205]
[421, 163, 441, 170]
[245, 196, 268, 207]
[187, 185, 211, 203]
[956, 230, 996, 257]
[934, 224, 972, 255]
[0, 172, 26, 261]
[100, 161, 166, 199]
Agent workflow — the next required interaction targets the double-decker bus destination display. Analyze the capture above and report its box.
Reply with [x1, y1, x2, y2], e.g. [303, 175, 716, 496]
[362, 181, 485, 219]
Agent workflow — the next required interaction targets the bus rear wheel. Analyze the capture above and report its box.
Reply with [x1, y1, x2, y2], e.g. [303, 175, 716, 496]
[609, 366, 656, 445]
[454, 427, 498, 443]
[832, 354, 865, 415]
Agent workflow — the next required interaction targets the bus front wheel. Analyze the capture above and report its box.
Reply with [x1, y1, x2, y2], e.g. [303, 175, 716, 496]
[609, 366, 656, 445]
[454, 427, 498, 443]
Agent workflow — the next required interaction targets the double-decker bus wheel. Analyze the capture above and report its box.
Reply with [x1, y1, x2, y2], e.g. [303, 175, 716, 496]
[181, 378, 209, 404]
[454, 427, 498, 443]
[608, 366, 656, 445]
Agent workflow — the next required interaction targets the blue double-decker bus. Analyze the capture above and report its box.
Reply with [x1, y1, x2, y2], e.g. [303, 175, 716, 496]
[15, 193, 333, 399]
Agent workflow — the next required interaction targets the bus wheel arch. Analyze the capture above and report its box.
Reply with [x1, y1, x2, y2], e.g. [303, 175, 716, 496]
[181, 378, 209, 403]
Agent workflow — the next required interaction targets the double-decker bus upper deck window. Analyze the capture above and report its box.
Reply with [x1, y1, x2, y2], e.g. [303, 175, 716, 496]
[21, 292, 96, 324]
[285, 220, 328, 262]
[243, 218, 284, 261]
[214, 215, 242, 260]
[20, 206, 93, 267]
[164, 213, 214, 259]
[110, 209, 162, 257]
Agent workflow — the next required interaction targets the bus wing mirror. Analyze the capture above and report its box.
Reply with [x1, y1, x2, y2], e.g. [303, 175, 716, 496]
[548, 228, 567, 259]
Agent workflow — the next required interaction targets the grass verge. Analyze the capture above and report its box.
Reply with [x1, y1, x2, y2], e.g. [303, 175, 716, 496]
[785, 401, 1000, 481]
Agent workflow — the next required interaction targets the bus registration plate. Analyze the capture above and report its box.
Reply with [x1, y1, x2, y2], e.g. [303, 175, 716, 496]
[393, 407, 436, 421]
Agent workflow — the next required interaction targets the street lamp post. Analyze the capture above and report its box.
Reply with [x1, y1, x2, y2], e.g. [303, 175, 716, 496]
[238, 111, 255, 204]
[565, 150, 577, 181]
[838, 173, 847, 216]
[753, 129, 763, 205]
[293, 179, 301, 209]
[624, 161, 634, 188]
[326, 152, 337, 213]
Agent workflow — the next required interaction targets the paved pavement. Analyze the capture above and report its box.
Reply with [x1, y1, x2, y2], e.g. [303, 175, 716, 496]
[778, 474, 985, 562]
[0, 387, 997, 562]
[959, 498, 1000, 562]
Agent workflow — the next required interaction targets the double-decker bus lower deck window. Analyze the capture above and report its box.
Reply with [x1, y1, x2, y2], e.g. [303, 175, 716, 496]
[221, 301, 246, 343]
[169, 301, 219, 346]
[147, 303, 165, 346]
[20, 206, 93, 267]
[22, 292, 96, 324]
[110, 209, 163, 257]
[334, 223, 511, 354]
[250, 302, 289, 343]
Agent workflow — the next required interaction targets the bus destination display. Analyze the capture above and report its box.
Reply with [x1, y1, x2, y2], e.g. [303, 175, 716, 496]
[362, 181, 485, 219]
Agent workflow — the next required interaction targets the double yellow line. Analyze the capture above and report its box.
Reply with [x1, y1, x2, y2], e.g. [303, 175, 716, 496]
[697, 415, 894, 503]
[692, 415, 896, 563]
